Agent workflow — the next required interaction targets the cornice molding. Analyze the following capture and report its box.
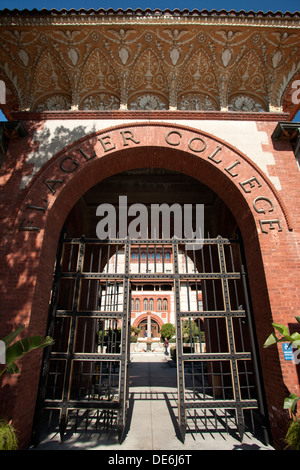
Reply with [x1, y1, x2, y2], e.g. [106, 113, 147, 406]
[0, 8, 300, 28]
[12, 110, 290, 122]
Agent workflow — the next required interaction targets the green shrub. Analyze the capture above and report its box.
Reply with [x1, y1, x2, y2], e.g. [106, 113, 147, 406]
[284, 418, 300, 450]
[130, 336, 138, 343]
[0, 419, 18, 450]
[160, 323, 175, 341]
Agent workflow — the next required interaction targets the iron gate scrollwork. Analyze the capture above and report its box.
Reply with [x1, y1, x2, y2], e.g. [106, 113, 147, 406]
[33, 235, 269, 445]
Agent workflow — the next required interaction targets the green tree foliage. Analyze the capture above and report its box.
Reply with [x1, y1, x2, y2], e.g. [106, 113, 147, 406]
[264, 317, 300, 450]
[263, 316, 300, 415]
[0, 324, 54, 376]
[182, 319, 199, 343]
[160, 323, 175, 340]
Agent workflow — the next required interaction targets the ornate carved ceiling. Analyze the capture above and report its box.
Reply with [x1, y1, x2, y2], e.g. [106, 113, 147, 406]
[0, 9, 299, 119]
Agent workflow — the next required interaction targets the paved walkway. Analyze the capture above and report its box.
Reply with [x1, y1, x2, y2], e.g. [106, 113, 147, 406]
[30, 353, 273, 451]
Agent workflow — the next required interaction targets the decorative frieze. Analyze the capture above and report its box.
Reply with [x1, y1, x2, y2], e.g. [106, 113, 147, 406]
[228, 95, 265, 112]
[0, 11, 299, 117]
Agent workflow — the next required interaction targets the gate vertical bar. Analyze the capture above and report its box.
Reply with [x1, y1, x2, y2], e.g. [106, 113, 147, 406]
[59, 235, 85, 440]
[117, 238, 130, 442]
[218, 237, 245, 440]
[241, 263, 270, 445]
[173, 238, 186, 442]
[31, 230, 66, 445]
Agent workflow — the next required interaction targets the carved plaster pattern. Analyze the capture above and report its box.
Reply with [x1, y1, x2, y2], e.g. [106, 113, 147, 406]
[31, 50, 72, 111]
[178, 93, 217, 111]
[78, 49, 120, 106]
[127, 48, 169, 107]
[0, 20, 299, 116]
[128, 93, 167, 110]
[228, 95, 265, 112]
[227, 50, 268, 110]
[80, 93, 120, 110]
[36, 94, 72, 111]
[177, 49, 219, 108]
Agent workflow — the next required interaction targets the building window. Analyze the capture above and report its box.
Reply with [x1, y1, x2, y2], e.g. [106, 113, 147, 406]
[149, 298, 154, 310]
[135, 298, 140, 311]
[163, 298, 168, 310]
[157, 298, 162, 311]
[143, 298, 148, 310]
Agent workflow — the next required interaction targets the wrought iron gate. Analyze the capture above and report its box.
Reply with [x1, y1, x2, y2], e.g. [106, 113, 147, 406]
[33, 235, 268, 445]
[33, 237, 131, 443]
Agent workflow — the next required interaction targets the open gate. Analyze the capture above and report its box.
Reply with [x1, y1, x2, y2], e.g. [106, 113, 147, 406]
[33, 235, 269, 445]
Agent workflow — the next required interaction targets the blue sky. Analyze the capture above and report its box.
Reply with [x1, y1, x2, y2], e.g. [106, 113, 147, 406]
[0, 1, 299, 120]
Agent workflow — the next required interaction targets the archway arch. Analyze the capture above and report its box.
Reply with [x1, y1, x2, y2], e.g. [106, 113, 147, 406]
[6, 121, 293, 447]
[133, 313, 164, 330]
[13, 122, 291, 340]
[16, 121, 291, 236]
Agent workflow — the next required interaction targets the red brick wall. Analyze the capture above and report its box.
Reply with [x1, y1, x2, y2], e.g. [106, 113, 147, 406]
[0, 119, 299, 449]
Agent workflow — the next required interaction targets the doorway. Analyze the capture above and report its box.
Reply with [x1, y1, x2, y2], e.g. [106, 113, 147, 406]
[137, 319, 160, 338]
[33, 168, 270, 446]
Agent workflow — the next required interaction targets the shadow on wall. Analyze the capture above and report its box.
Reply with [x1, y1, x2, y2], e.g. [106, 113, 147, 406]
[20, 122, 97, 188]
[1, 122, 99, 333]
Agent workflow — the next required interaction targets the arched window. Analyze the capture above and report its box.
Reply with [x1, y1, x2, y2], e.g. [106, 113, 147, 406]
[143, 298, 148, 310]
[135, 298, 140, 311]
[166, 252, 171, 261]
[163, 298, 168, 310]
[157, 298, 162, 311]
[131, 299, 134, 310]
[149, 298, 154, 310]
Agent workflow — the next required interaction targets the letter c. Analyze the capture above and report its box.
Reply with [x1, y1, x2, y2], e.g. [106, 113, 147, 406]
[165, 130, 182, 146]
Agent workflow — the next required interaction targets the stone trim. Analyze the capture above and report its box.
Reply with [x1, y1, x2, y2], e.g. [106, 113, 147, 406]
[12, 110, 290, 122]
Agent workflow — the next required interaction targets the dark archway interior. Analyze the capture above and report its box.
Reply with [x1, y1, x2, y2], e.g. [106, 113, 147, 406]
[64, 168, 237, 238]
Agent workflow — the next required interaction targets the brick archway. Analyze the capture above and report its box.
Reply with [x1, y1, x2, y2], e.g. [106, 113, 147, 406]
[132, 313, 164, 330]
[1, 121, 297, 448]
[13, 122, 292, 354]
[16, 121, 291, 237]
